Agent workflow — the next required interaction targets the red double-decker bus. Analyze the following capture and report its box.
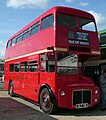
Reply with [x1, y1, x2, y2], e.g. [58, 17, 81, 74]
[4, 6, 100, 114]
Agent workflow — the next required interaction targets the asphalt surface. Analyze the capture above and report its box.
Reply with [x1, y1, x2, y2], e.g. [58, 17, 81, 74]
[0, 91, 56, 120]
[0, 83, 106, 120]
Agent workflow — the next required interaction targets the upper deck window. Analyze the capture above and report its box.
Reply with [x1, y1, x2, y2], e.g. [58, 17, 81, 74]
[7, 40, 11, 48]
[23, 29, 29, 40]
[78, 17, 96, 32]
[41, 14, 54, 30]
[30, 21, 40, 35]
[100, 33, 106, 47]
[11, 37, 16, 46]
[16, 34, 22, 43]
[57, 13, 77, 28]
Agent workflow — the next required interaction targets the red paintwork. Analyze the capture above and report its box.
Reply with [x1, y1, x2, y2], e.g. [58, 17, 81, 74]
[4, 6, 100, 110]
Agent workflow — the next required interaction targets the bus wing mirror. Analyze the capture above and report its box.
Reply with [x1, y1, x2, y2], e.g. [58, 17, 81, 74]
[47, 46, 54, 51]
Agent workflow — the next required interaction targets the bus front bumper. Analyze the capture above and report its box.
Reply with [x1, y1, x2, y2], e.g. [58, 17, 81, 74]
[57, 86, 100, 109]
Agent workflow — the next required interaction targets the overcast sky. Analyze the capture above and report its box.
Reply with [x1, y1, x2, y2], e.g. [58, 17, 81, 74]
[0, 0, 106, 58]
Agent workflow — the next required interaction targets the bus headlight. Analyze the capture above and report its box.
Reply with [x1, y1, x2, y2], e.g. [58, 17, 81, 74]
[60, 91, 66, 96]
[95, 89, 98, 94]
[95, 98, 98, 102]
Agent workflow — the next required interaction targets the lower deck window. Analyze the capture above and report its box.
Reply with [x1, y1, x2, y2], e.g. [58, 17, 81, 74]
[10, 64, 14, 72]
[57, 53, 82, 74]
[14, 64, 20, 72]
[21, 62, 28, 72]
[29, 61, 38, 72]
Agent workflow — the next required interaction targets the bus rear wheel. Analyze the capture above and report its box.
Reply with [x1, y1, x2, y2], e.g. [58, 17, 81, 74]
[40, 88, 57, 114]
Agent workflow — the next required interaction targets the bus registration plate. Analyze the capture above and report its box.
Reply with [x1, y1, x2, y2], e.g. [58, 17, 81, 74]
[76, 103, 89, 109]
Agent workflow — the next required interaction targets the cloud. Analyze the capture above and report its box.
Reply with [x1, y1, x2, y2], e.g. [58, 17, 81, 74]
[64, 0, 74, 3]
[88, 10, 106, 30]
[80, 2, 89, 7]
[0, 40, 6, 47]
[0, 50, 5, 58]
[6, 0, 49, 9]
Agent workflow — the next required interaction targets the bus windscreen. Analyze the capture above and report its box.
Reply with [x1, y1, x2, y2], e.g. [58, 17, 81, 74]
[57, 13, 96, 32]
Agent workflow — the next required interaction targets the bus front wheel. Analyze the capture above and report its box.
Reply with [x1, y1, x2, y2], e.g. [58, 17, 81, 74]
[39, 88, 57, 114]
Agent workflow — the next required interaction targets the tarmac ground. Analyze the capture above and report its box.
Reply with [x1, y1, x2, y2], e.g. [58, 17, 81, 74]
[0, 83, 106, 120]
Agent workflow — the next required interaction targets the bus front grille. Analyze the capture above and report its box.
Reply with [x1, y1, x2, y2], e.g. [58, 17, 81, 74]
[72, 90, 91, 108]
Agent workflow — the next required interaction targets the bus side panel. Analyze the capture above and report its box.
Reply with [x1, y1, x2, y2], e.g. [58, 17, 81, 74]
[18, 72, 28, 98]
[40, 27, 55, 50]
[27, 72, 39, 102]
[4, 63, 9, 90]
[39, 72, 55, 93]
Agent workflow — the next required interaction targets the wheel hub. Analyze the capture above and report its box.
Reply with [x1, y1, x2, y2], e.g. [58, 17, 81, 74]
[43, 94, 50, 108]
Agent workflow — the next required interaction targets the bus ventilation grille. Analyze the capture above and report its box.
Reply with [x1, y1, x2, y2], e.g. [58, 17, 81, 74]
[72, 90, 91, 108]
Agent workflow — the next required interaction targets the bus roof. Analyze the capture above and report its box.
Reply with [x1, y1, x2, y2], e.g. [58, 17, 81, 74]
[8, 6, 95, 41]
[52, 6, 94, 19]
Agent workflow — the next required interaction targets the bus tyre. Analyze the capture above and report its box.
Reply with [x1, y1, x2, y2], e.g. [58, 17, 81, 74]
[8, 82, 14, 97]
[40, 88, 57, 114]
